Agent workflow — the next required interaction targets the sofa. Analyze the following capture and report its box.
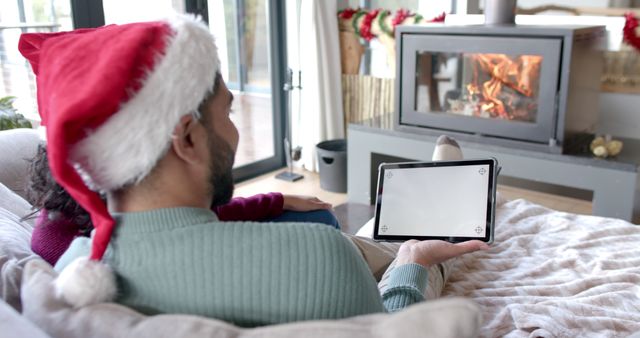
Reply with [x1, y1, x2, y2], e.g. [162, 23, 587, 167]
[0, 128, 483, 338]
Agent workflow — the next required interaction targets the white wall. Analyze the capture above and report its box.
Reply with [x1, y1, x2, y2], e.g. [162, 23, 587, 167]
[599, 93, 640, 139]
[515, 0, 608, 7]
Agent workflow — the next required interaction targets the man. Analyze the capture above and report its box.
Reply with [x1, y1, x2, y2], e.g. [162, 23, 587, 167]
[19, 14, 487, 326]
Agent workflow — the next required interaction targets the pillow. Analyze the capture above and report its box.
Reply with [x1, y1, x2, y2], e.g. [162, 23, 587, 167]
[0, 182, 34, 226]
[0, 207, 41, 311]
[0, 128, 42, 200]
[0, 299, 50, 338]
[21, 260, 482, 338]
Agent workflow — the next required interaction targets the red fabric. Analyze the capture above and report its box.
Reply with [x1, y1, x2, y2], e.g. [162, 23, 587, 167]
[31, 193, 285, 265]
[213, 193, 284, 221]
[30, 210, 84, 266]
[18, 22, 172, 261]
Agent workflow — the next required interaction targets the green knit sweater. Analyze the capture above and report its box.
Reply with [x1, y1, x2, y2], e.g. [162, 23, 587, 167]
[55, 207, 428, 326]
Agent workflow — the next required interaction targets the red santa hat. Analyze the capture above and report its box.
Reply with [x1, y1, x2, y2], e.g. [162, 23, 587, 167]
[18, 14, 220, 307]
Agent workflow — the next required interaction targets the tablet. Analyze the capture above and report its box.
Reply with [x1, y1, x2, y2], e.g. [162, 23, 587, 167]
[373, 158, 498, 243]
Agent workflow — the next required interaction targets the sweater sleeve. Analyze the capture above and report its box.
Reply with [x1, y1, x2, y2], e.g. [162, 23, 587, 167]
[31, 210, 83, 266]
[381, 263, 429, 312]
[212, 193, 284, 221]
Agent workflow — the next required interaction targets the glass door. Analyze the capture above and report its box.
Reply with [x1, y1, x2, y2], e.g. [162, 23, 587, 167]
[210, 0, 281, 175]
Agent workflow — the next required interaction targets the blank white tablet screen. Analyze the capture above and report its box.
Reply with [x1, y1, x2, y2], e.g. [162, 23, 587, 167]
[377, 164, 489, 237]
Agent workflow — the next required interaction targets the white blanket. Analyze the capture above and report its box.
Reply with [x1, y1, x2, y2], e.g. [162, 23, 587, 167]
[442, 198, 640, 338]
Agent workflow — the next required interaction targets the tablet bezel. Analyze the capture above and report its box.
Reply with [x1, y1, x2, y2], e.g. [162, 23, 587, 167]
[372, 158, 498, 243]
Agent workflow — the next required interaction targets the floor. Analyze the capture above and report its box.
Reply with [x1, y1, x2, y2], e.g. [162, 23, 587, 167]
[229, 92, 275, 167]
[233, 167, 628, 233]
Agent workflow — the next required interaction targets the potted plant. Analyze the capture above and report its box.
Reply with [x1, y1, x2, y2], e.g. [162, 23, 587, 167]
[0, 96, 32, 130]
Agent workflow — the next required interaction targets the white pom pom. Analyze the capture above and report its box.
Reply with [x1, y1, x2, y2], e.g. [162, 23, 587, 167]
[55, 257, 117, 308]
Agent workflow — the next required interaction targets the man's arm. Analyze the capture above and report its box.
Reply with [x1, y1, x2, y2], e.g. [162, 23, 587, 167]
[213, 194, 332, 221]
[381, 263, 429, 312]
[381, 239, 489, 312]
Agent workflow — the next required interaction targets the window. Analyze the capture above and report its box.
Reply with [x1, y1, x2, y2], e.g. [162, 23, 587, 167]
[0, 0, 73, 123]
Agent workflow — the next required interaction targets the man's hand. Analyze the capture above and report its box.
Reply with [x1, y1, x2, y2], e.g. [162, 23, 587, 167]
[395, 239, 490, 268]
[282, 195, 332, 212]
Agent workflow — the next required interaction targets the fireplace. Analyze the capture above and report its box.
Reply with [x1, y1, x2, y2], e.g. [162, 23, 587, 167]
[395, 24, 605, 153]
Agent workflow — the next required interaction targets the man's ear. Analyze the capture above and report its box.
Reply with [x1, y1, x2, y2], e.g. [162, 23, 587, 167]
[171, 114, 204, 165]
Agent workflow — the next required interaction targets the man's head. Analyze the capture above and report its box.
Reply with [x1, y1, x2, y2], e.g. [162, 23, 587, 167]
[154, 74, 239, 209]
[18, 14, 230, 307]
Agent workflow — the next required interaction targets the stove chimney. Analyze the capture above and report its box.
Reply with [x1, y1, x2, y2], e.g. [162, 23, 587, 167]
[484, 0, 517, 25]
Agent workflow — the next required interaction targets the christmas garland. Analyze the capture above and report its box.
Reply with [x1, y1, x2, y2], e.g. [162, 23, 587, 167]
[338, 8, 358, 19]
[430, 12, 446, 23]
[338, 7, 446, 41]
[377, 10, 392, 37]
[623, 12, 640, 52]
[392, 9, 412, 29]
[360, 9, 381, 41]
[351, 9, 368, 35]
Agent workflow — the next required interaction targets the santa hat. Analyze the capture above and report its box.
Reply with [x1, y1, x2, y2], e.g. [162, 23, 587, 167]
[18, 14, 220, 307]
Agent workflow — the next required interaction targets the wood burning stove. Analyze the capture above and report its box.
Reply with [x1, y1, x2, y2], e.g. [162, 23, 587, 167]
[395, 24, 605, 153]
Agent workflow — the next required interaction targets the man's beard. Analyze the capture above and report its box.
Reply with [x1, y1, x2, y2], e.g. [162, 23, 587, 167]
[207, 131, 236, 207]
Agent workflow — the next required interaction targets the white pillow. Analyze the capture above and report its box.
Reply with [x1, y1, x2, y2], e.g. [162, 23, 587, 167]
[0, 183, 34, 226]
[0, 206, 40, 311]
[21, 260, 482, 338]
[0, 128, 41, 200]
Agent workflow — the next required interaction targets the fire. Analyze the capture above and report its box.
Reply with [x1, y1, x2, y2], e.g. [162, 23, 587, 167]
[466, 53, 542, 120]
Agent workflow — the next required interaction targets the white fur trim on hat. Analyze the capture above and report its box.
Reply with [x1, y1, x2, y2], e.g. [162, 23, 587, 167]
[71, 14, 220, 191]
[55, 257, 117, 307]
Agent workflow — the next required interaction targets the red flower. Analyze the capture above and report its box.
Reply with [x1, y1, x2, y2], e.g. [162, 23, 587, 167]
[623, 12, 640, 52]
[339, 8, 358, 20]
[392, 9, 411, 27]
[360, 9, 381, 41]
[430, 12, 446, 23]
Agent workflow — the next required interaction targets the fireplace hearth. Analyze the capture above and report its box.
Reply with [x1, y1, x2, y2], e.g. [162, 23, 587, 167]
[395, 24, 605, 153]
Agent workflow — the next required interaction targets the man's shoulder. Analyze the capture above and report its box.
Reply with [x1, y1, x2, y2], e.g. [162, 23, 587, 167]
[202, 220, 345, 240]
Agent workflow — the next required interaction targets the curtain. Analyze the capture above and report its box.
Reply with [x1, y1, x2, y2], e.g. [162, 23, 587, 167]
[289, 0, 344, 172]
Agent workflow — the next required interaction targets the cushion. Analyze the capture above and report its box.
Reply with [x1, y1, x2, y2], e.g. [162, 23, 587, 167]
[22, 260, 482, 338]
[0, 128, 42, 200]
[0, 206, 41, 311]
[0, 182, 35, 226]
[0, 299, 50, 338]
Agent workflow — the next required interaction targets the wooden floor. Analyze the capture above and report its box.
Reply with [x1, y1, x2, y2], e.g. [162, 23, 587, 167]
[233, 167, 630, 231]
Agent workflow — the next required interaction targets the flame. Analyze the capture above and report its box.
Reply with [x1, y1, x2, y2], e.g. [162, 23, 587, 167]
[466, 53, 542, 120]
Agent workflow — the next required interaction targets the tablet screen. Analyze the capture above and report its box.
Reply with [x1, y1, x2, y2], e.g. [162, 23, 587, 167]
[373, 159, 497, 243]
